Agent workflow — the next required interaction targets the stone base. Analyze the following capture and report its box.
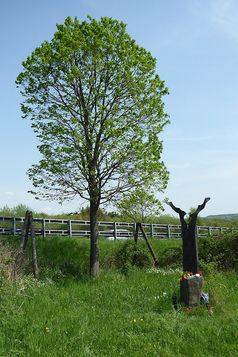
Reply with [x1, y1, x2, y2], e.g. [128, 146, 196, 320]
[180, 275, 204, 306]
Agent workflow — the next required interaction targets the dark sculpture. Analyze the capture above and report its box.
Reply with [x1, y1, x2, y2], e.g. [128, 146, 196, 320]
[166, 197, 210, 273]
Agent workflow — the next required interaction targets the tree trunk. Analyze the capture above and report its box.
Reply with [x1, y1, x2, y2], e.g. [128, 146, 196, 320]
[89, 200, 100, 277]
[187, 217, 199, 274]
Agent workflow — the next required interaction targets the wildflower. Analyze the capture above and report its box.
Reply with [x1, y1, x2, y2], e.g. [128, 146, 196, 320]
[45, 327, 50, 333]
[208, 307, 214, 316]
[133, 319, 136, 323]
[180, 271, 203, 280]
[185, 306, 191, 315]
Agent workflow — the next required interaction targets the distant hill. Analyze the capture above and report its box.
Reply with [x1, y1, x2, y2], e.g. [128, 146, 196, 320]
[205, 214, 238, 221]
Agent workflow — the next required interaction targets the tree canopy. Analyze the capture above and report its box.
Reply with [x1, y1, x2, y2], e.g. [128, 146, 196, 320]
[117, 188, 164, 223]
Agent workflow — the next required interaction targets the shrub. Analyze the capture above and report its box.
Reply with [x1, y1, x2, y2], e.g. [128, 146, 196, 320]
[157, 246, 182, 269]
[113, 241, 151, 274]
[199, 233, 238, 271]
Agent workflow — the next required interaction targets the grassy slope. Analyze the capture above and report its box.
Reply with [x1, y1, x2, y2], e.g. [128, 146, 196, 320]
[0, 236, 238, 356]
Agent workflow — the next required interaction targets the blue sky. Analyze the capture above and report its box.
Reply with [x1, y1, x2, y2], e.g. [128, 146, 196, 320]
[0, 0, 238, 216]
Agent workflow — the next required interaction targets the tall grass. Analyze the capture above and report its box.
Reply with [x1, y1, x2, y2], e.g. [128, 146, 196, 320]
[0, 235, 238, 356]
[0, 269, 238, 356]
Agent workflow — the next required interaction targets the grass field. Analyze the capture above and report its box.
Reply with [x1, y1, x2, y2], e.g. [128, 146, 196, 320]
[0, 236, 238, 356]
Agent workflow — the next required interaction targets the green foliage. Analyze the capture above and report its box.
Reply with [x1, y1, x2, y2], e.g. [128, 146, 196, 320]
[157, 245, 182, 269]
[187, 207, 205, 225]
[33, 237, 91, 281]
[16, 16, 169, 206]
[76, 206, 114, 221]
[199, 233, 238, 270]
[203, 216, 238, 228]
[0, 204, 32, 217]
[113, 240, 151, 274]
[155, 214, 180, 225]
[116, 188, 164, 223]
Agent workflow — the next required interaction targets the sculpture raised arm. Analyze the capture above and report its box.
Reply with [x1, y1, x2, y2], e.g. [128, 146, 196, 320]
[165, 199, 187, 230]
[189, 197, 211, 220]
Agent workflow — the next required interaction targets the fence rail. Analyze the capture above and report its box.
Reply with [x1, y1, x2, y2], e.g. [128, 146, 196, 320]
[0, 216, 238, 240]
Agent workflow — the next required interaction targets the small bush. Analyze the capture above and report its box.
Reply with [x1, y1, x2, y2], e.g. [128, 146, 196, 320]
[157, 246, 182, 269]
[113, 241, 151, 274]
[199, 233, 238, 271]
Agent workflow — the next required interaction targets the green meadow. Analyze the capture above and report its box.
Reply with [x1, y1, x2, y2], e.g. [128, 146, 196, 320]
[0, 236, 238, 356]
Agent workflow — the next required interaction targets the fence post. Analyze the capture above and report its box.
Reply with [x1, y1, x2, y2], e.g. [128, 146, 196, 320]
[208, 226, 212, 237]
[29, 212, 39, 279]
[196, 226, 199, 237]
[12, 217, 16, 236]
[42, 219, 46, 240]
[150, 224, 154, 238]
[167, 224, 171, 239]
[113, 222, 117, 240]
[68, 220, 72, 237]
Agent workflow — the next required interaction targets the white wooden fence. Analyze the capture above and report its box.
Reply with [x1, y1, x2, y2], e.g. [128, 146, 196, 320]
[0, 216, 237, 239]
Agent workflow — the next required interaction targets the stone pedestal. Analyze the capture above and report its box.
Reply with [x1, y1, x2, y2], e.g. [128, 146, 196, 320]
[180, 274, 203, 306]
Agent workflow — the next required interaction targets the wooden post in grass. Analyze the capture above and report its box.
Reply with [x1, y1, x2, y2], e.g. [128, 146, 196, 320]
[20, 211, 30, 252]
[18, 211, 39, 279]
[13, 211, 31, 279]
[134, 223, 159, 267]
[28, 212, 39, 279]
[42, 218, 46, 240]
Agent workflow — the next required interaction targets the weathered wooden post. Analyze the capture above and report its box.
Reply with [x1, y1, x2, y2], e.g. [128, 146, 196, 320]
[20, 211, 30, 252]
[166, 197, 210, 306]
[42, 218, 46, 240]
[13, 211, 31, 279]
[18, 211, 39, 279]
[29, 212, 39, 279]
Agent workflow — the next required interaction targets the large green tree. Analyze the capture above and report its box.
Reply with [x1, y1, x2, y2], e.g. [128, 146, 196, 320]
[16, 16, 169, 276]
